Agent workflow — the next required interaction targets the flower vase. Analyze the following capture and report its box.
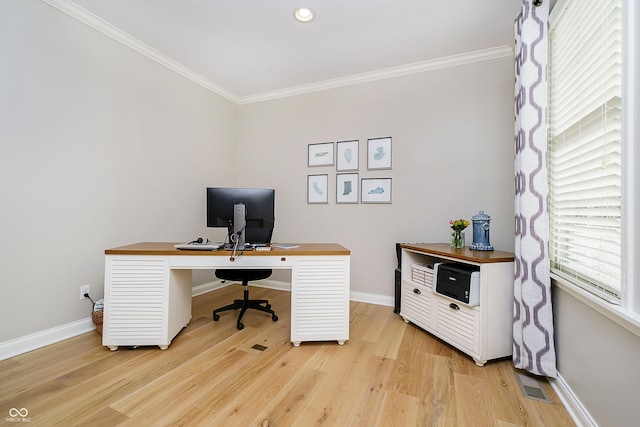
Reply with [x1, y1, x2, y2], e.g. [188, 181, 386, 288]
[451, 230, 465, 249]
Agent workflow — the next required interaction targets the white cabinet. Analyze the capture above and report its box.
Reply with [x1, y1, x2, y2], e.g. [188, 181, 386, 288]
[400, 243, 514, 366]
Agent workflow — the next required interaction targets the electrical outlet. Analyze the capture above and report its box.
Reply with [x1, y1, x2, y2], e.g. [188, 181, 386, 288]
[80, 285, 90, 300]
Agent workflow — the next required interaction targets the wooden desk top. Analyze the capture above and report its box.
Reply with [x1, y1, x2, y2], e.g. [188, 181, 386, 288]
[105, 242, 350, 256]
[400, 243, 514, 264]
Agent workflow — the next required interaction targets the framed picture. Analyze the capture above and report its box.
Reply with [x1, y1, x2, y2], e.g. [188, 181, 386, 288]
[336, 173, 359, 203]
[308, 142, 334, 167]
[336, 140, 359, 171]
[361, 178, 392, 203]
[367, 137, 392, 170]
[307, 174, 329, 203]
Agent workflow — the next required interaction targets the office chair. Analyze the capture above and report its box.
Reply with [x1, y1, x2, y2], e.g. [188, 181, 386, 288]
[212, 228, 278, 330]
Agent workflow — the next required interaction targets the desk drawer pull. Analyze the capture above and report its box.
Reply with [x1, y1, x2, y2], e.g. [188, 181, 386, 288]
[413, 288, 421, 295]
[449, 303, 460, 310]
[281, 257, 286, 262]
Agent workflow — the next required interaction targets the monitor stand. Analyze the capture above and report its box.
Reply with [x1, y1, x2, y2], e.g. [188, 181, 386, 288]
[233, 202, 246, 247]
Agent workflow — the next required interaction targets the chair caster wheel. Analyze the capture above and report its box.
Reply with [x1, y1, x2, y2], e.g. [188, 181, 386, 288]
[237, 322, 244, 330]
[213, 314, 220, 321]
[266, 304, 271, 309]
[272, 314, 278, 322]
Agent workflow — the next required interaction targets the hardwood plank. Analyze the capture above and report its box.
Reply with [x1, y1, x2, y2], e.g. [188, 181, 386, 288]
[249, 366, 327, 426]
[376, 390, 420, 427]
[371, 312, 407, 360]
[454, 373, 497, 427]
[479, 362, 529, 425]
[0, 333, 110, 396]
[417, 354, 457, 427]
[293, 340, 377, 425]
[205, 345, 318, 425]
[74, 406, 130, 426]
[335, 353, 394, 425]
[110, 348, 255, 417]
[192, 337, 293, 412]
[34, 378, 140, 426]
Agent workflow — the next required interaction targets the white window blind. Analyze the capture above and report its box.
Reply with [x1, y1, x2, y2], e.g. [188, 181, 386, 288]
[548, 0, 623, 301]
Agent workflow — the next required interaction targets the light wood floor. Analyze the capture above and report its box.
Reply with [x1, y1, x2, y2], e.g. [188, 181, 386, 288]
[0, 287, 574, 426]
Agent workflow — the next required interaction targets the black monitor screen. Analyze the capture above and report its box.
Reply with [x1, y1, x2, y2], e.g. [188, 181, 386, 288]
[206, 187, 275, 244]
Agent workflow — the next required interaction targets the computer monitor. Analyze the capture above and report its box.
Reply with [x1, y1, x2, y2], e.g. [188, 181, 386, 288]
[206, 187, 275, 247]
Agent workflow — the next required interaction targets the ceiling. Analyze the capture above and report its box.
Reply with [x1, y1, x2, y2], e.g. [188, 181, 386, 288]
[63, 0, 522, 103]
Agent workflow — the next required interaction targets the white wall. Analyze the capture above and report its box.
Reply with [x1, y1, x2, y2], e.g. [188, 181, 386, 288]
[0, 0, 237, 342]
[236, 59, 516, 296]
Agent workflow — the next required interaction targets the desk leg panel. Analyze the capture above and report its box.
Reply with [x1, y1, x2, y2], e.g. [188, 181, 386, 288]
[167, 269, 192, 342]
[290, 256, 350, 345]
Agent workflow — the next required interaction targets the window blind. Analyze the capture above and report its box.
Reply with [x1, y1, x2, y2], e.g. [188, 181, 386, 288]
[548, 0, 623, 301]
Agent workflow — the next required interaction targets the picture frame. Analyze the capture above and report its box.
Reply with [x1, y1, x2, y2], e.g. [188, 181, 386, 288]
[367, 137, 392, 170]
[307, 174, 329, 203]
[308, 142, 335, 167]
[336, 140, 359, 171]
[336, 173, 359, 203]
[361, 178, 392, 203]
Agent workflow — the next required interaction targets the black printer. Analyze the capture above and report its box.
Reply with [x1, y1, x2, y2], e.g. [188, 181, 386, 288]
[433, 262, 480, 306]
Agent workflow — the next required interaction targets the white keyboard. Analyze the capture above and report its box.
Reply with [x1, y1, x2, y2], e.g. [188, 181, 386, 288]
[174, 242, 224, 251]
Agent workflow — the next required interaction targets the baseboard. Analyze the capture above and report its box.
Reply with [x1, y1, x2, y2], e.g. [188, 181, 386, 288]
[0, 317, 95, 361]
[0, 283, 391, 361]
[350, 290, 395, 307]
[549, 374, 597, 427]
[191, 280, 229, 296]
[255, 283, 394, 307]
[196, 279, 291, 295]
[249, 283, 394, 307]
[249, 279, 291, 292]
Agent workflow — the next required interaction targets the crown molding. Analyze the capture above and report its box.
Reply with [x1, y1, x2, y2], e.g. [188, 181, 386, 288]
[42, 0, 514, 106]
[238, 45, 515, 104]
[41, 0, 239, 104]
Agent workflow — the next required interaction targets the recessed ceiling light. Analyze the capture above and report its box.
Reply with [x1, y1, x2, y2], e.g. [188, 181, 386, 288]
[294, 7, 314, 23]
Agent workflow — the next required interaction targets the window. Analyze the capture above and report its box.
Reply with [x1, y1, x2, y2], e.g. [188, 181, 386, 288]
[548, 0, 623, 303]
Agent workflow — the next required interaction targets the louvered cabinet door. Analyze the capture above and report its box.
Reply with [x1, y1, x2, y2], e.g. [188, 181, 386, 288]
[290, 256, 350, 346]
[400, 281, 432, 331]
[434, 297, 481, 357]
[102, 256, 191, 351]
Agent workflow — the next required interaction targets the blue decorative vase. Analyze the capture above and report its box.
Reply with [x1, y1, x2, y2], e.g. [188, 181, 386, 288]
[470, 210, 494, 251]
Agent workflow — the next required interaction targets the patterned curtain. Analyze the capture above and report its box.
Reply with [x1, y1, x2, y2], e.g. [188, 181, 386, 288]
[513, 0, 556, 378]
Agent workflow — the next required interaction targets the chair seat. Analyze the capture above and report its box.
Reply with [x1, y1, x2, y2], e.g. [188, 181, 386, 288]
[215, 269, 272, 282]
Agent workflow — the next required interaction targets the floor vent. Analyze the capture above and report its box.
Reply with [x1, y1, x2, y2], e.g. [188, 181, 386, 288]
[252, 344, 268, 351]
[514, 372, 552, 403]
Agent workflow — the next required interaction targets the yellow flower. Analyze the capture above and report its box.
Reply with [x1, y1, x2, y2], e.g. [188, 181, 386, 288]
[449, 219, 470, 231]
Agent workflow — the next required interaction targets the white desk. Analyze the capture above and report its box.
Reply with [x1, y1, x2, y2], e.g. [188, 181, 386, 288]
[102, 242, 351, 350]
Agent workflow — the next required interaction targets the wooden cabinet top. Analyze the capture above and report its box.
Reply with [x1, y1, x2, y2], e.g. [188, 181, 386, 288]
[105, 242, 350, 256]
[400, 243, 514, 264]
